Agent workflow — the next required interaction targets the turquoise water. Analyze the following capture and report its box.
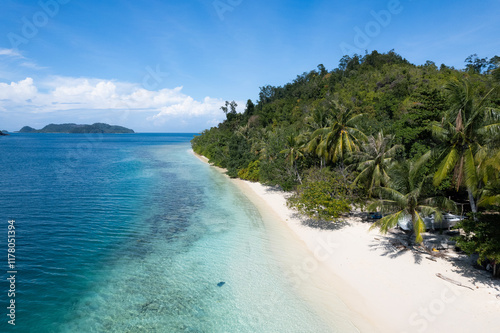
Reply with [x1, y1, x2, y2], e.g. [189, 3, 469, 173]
[0, 133, 343, 332]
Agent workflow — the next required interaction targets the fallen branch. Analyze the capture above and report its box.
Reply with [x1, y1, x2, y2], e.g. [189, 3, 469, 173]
[436, 273, 474, 290]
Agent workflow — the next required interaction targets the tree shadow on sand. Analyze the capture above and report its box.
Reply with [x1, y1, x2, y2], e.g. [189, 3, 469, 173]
[368, 228, 461, 264]
[368, 231, 425, 264]
[369, 228, 500, 290]
[262, 185, 351, 231]
[290, 212, 350, 230]
[446, 252, 500, 290]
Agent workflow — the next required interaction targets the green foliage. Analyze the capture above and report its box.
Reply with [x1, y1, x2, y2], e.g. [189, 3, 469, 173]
[190, 50, 500, 277]
[307, 102, 367, 164]
[392, 89, 446, 158]
[430, 78, 500, 212]
[238, 160, 260, 182]
[352, 131, 402, 197]
[225, 134, 253, 177]
[287, 167, 351, 221]
[454, 213, 500, 277]
[259, 128, 299, 190]
[368, 158, 456, 243]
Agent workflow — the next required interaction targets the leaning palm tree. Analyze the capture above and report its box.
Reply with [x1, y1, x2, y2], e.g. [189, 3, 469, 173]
[280, 133, 305, 184]
[308, 101, 366, 165]
[352, 131, 403, 197]
[369, 159, 456, 243]
[431, 78, 500, 213]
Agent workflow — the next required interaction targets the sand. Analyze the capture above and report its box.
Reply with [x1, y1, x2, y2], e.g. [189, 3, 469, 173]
[193, 152, 500, 332]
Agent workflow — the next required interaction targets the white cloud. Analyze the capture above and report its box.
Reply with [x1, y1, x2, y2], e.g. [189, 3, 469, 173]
[0, 78, 38, 102]
[20, 62, 47, 70]
[0, 48, 24, 58]
[150, 96, 222, 120]
[0, 76, 226, 128]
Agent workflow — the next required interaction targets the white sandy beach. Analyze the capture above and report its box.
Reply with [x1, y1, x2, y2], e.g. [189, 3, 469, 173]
[194, 152, 500, 332]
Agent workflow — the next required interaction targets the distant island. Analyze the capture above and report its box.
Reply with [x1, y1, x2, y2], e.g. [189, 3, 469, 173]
[0, 130, 9, 136]
[18, 123, 135, 134]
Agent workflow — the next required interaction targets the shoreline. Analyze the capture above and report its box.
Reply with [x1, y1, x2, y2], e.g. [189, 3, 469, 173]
[192, 151, 500, 332]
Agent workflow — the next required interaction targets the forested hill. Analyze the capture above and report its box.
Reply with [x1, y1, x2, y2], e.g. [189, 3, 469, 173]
[18, 123, 135, 134]
[191, 50, 500, 276]
[192, 50, 499, 186]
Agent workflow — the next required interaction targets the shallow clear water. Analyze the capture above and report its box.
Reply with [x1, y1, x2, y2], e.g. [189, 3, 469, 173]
[0, 133, 340, 332]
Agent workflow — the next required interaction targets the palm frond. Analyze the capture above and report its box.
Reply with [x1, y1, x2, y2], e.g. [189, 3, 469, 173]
[370, 210, 405, 234]
[413, 212, 426, 244]
[463, 146, 478, 192]
[478, 123, 500, 137]
[478, 193, 500, 207]
[433, 147, 458, 186]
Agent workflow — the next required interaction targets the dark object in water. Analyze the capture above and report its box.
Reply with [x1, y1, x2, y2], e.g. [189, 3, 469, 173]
[217, 281, 225, 287]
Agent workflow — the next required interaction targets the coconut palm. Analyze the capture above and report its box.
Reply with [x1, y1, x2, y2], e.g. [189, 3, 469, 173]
[308, 101, 366, 165]
[280, 133, 305, 184]
[352, 131, 403, 197]
[431, 78, 500, 213]
[303, 105, 332, 168]
[369, 159, 456, 243]
[304, 104, 331, 131]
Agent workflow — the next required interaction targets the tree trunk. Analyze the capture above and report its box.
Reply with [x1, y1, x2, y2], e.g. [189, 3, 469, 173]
[467, 188, 477, 213]
[295, 164, 302, 184]
[494, 262, 500, 278]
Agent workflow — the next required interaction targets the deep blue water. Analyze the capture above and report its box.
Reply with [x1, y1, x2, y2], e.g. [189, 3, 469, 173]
[0, 133, 340, 332]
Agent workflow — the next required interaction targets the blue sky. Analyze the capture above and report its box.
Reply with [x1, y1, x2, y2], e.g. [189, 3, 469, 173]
[0, 0, 498, 132]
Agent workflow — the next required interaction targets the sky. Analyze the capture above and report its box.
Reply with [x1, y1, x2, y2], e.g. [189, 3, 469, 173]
[0, 0, 499, 133]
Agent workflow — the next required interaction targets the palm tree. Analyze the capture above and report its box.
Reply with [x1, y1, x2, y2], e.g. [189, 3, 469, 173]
[352, 131, 403, 197]
[431, 78, 500, 213]
[369, 159, 455, 243]
[476, 149, 500, 207]
[303, 105, 332, 168]
[308, 101, 366, 165]
[280, 133, 305, 184]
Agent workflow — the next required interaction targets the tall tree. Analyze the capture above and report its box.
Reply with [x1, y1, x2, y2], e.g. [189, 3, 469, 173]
[220, 100, 238, 119]
[369, 160, 455, 243]
[280, 133, 305, 184]
[465, 54, 489, 74]
[431, 78, 500, 213]
[244, 99, 255, 116]
[308, 101, 366, 165]
[353, 131, 402, 197]
[303, 105, 332, 168]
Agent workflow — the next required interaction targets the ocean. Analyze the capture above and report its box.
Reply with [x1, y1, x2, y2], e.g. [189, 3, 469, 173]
[0, 133, 344, 332]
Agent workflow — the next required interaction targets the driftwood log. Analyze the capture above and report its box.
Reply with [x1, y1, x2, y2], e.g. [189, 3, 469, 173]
[436, 273, 474, 290]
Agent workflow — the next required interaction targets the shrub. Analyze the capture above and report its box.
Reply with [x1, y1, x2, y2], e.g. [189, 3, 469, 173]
[238, 160, 261, 182]
[287, 167, 351, 220]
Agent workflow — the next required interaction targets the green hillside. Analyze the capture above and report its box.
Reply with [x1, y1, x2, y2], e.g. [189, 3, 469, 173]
[192, 50, 500, 276]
